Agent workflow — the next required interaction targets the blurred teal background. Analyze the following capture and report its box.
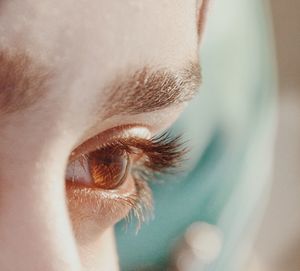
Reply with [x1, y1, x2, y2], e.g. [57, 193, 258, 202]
[116, 0, 277, 270]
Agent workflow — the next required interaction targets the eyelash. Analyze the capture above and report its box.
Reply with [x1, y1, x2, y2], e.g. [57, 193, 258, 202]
[74, 131, 186, 229]
[112, 132, 187, 228]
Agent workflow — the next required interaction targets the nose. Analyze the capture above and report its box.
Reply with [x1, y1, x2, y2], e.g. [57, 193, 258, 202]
[0, 139, 81, 271]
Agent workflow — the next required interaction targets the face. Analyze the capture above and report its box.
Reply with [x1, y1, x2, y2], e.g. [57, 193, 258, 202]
[0, 0, 208, 270]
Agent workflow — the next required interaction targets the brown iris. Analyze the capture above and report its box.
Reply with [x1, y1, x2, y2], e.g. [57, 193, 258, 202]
[87, 146, 130, 190]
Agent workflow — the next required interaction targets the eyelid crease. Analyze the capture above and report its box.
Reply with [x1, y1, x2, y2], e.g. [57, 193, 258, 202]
[69, 124, 152, 161]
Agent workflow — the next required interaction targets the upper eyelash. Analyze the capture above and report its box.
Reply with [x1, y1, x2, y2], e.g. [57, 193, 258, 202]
[103, 131, 187, 174]
[103, 131, 187, 230]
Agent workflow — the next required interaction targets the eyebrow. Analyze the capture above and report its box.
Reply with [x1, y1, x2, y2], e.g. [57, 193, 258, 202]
[0, 50, 51, 115]
[197, 0, 209, 39]
[103, 61, 201, 118]
[0, 50, 201, 118]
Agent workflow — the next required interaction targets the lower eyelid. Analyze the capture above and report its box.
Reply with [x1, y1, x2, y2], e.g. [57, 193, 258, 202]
[66, 174, 137, 238]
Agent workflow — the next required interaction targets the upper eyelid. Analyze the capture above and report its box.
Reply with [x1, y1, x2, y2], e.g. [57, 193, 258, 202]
[69, 125, 151, 160]
[94, 132, 187, 173]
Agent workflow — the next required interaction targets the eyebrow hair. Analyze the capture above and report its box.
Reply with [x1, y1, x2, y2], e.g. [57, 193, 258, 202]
[0, 49, 201, 118]
[103, 61, 201, 118]
[0, 50, 51, 115]
[197, 0, 209, 39]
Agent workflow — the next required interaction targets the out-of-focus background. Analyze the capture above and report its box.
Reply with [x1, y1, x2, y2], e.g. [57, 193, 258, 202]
[250, 0, 300, 270]
[116, 1, 299, 271]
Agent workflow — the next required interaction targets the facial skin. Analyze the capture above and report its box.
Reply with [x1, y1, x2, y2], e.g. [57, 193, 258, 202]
[0, 1, 208, 270]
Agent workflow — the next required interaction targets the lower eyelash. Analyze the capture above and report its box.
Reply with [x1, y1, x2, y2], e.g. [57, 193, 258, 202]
[121, 177, 153, 232]
[118, 132, 186, 229]
[106, 131, 186, 231]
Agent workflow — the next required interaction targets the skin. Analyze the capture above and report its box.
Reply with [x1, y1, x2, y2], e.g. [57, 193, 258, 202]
[0, 0, 208, 270]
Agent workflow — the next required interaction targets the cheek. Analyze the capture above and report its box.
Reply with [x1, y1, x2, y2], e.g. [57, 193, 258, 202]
[66, 177, 135, 245]
[78, 228, 120, 271]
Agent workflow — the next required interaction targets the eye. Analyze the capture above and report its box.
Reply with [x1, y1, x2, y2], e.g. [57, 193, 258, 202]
[65, 127, 186, 231]
[87, 146, 130, 189]
[66, 146, 130, 190]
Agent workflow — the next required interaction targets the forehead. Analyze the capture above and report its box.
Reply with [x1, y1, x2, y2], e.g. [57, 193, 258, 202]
[0, 0, 200, 137]
[0, 0, 199, 69]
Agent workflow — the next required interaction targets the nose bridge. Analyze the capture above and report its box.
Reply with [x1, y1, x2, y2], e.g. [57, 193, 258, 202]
[0, 163, 81, 271]
[0, 140, 81, 271]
